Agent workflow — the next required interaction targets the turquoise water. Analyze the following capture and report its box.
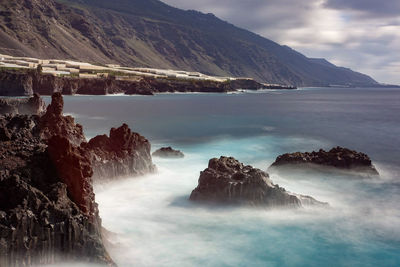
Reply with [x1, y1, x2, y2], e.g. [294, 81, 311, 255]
[50, 88, 400, 266]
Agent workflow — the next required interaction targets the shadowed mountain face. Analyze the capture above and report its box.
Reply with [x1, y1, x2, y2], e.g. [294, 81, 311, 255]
[0, 0, 378, 86]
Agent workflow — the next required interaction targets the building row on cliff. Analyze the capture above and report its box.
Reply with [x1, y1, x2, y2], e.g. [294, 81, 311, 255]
[0, 53, 251, 84]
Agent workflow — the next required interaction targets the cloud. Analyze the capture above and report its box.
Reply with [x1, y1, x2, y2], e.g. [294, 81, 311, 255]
[324, 0, 400, 18]
[163, 0, 400, 84]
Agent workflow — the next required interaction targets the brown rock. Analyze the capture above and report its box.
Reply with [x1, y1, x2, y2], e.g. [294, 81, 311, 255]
[0, 114, 114, 266]
[84, 123, 156, 180]
[47, 135, 96, 216]
[190, 156, 325, 207]
[39, 92, 86, 146]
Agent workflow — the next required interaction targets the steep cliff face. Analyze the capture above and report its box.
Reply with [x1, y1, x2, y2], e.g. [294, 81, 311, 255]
[0, 0, 379, 86]
[0, 114, 114, 266]
[0, 70, 34, 96]
[0, 70, 125, 96]
[0, 70, 248, 96]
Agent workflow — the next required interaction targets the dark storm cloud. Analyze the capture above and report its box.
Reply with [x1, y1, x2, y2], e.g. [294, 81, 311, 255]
[162, 0, 400, 84]
[165, 0, 313, 31]
[324, 0, 400, 17]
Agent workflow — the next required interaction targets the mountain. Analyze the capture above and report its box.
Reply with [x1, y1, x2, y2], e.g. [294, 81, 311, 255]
[0, 0, 379, 86]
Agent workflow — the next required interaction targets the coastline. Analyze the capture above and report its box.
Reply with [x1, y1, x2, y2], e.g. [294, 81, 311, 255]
[0, 69, 296, 97]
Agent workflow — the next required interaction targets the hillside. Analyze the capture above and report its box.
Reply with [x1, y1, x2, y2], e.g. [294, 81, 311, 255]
[0, 0, 378, 86]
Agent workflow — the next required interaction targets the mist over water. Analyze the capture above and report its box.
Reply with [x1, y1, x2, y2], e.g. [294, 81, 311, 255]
[48, 87, 400, 266]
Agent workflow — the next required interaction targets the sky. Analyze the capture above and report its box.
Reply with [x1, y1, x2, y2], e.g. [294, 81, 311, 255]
[162, 0, 400, 84]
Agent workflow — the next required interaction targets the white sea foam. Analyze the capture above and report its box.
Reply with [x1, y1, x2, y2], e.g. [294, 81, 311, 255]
[91, 138, 400, 267]
[50, 89, 400, 266]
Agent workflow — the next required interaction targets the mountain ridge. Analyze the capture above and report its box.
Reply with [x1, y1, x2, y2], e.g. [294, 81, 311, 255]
[0, 0, 380, 86]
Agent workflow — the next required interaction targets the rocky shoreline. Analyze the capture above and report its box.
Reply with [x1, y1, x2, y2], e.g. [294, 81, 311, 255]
[0, 93, 155, 266]
[0, 69, 296, 96]
[2, 94, 382, 265]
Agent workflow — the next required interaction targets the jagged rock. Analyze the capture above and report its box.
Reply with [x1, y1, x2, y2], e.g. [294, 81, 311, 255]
[0, 114, 114, 266]
[0, 92, 157, 265]
[47, 136, 96, 216]
[83, 123, 156, 181]
[39, 92, 155, 180]
[152, 147, 184, 158]
[190, 156, 325, 207]
[0, 93, 46, 115]
[39, 92, 86, 146]
[270, 147, 379, 176]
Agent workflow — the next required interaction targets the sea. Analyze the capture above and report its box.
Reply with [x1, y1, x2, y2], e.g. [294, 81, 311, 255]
[44, 87, 400, 267]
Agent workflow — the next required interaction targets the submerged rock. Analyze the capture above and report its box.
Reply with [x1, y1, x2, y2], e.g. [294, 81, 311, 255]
[270, 147, 379, 176]
[83, 124, 156, 181]
[152, 147, 184, 158]
[190, 156, 325, 207]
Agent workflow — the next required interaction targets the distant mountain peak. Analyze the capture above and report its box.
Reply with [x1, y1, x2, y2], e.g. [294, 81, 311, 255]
[0, 0, 378, 86]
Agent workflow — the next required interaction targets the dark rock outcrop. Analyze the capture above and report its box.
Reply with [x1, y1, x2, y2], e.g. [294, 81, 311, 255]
[38, 92, 155, 181]
[190, 156, 325, 207]
[39, 92, 86, 146]
[83, 124, 156, 181]
[0, 92, 156, 265]
[0, 94, 46, 116]
[0, 114, 114, 266]
[270, 147, 379, 176]
[152, 147, 184, 158]
[47, 136, 96, 216]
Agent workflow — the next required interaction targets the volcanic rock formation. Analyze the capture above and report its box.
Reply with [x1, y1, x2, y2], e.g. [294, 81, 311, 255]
[39, 92, 86, 146]
[39, 92, 155, 180]
[270, 147, 379, 176]
[190, 156, 325, 207]
[0, 93, 155, 265]
[83, 124, 155, 181]
[0, 114, 114, 266]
